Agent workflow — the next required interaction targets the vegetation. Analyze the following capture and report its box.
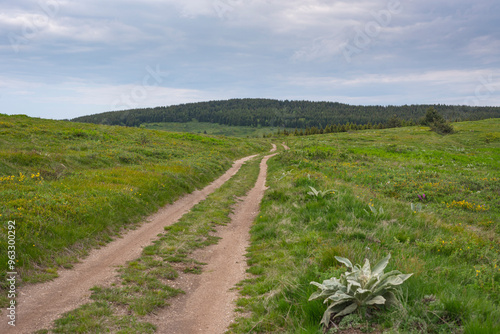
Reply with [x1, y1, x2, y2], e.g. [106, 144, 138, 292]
[71, 98, 500, 129]
[142, 120, 284, 138]
[309, 254, 412, 331]
[231, 119, 499, 333]
[0, 114, 268, 306]
[307, 186, 336, 199]
[2, 112, 499, 333]
[422, 107, 455, 135]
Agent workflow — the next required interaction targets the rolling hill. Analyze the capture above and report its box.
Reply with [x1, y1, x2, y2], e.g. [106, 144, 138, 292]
[71, 98, 500, 129]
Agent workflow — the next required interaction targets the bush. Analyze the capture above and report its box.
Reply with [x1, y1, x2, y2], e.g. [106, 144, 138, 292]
[422, 107, 455, 135]
[309, 254, 412, 331]
[430, 120, 455, 135]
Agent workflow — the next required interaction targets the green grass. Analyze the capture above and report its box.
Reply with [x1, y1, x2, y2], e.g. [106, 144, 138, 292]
[39, 150, 263, 332]
[35, 302, 157, 334]
[143, 121, 291, 138]
[0, 114, 269, 305]
[230, 119, 499, 333]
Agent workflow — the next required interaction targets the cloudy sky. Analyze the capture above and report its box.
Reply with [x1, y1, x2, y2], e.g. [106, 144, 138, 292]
[1, 0, 499, 120]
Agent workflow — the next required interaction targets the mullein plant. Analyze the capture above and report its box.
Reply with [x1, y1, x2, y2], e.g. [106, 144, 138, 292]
[307, 186, 335, 199]
[366, 204, 384, 216]
[411, 202, 423, 213]
[309, 254, 412, 330]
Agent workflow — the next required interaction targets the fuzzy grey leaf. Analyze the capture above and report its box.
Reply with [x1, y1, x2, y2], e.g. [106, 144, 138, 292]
[371, 253, 391, 276]
[335, 256, 353, 269]
[365, 295, 386, 305]
[332, 302, 358, 319]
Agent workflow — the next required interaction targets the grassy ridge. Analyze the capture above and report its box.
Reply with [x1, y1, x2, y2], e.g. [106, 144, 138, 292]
[0, 114, 268, 305]
[232, 119, 499, 333]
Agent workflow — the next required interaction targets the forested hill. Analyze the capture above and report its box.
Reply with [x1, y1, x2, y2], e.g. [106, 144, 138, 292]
[71, 99, 500, 128]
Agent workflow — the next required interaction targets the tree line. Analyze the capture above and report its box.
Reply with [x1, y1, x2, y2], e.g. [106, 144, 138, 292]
[72, 99, 500, 129]
[266, 108, 456, 138]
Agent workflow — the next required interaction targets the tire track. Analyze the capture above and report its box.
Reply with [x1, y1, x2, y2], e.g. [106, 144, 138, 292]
[150, 152, 277, 333]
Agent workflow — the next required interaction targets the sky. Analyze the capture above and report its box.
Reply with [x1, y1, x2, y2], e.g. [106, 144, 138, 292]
[1, 0, 499, 120]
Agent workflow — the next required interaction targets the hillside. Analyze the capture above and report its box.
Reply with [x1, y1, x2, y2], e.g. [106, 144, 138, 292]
[0, 114, 269, 305]
[232, 119, 500, 333]
[142, 121, 286, 138]
[71, 98, 500, 129]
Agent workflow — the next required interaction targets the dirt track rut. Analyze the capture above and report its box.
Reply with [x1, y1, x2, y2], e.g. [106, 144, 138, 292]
[149, 152, 277, 333]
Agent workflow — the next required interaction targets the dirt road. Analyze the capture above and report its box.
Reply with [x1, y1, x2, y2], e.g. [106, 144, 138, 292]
[149, 153, 277, 333]
[0, 154, 259, 334]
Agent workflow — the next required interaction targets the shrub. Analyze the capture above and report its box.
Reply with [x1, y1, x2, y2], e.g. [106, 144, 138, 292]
[309, 254, 412, 330]
[430, 120, 455, 135]
[422, 107, 455, 135]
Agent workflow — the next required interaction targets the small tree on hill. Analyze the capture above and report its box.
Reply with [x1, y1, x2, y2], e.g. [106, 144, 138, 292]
[387, 114, 403, 128]
[422, 107, 455, 135]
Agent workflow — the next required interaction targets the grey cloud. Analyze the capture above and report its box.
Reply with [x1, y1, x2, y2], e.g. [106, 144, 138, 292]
[1, 0, 499, 119]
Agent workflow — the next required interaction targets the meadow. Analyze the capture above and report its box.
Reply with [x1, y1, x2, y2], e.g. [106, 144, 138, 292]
[231, 119, 499, 333]
[143, 121, 288, 138]
[0, 114, 269, 306]
[1, 114, 499, 333]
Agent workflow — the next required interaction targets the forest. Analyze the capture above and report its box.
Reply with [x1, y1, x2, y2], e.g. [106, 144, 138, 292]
[71, 99, 500, 129]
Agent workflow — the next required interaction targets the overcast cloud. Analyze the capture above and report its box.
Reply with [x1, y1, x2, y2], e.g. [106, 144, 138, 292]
[1, 0, 499, 119]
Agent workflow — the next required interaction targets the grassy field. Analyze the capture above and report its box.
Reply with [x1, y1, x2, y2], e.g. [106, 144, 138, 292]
[231, 119, 499, 333]
[143, 121, 289, 138]
[0, 114, 269, 306]
[1, 114, 499, 333]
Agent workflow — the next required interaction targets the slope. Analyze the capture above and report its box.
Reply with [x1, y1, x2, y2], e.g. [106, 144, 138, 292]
[0, 114, 269, 307]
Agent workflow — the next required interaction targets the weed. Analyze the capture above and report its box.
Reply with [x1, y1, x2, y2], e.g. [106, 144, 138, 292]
[307, 186, 335, 199]
[309, 254, 412, 330]
[411, 203, 423, 213]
